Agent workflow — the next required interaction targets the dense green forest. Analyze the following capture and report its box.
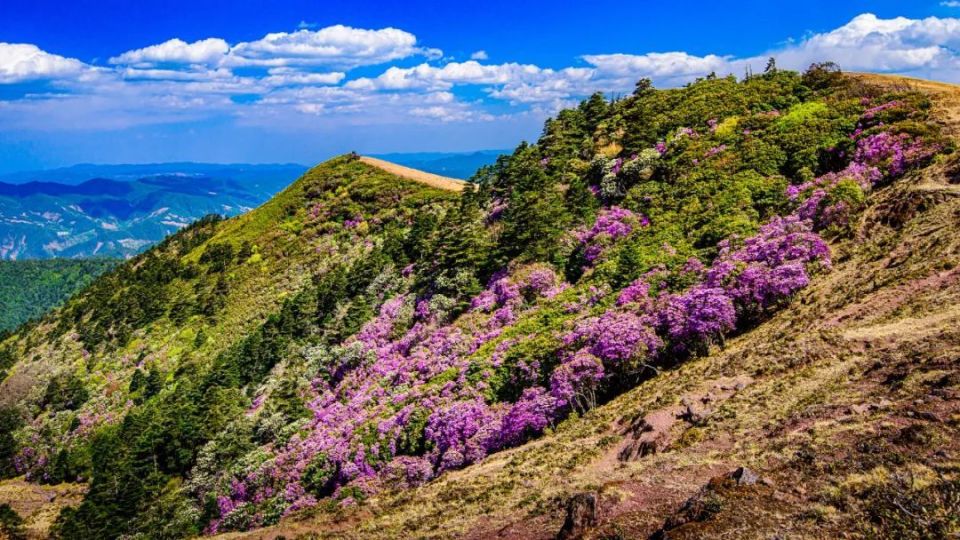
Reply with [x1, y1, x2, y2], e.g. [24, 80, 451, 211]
[0, 259, 118, 332]
[0, 64, 954, 539]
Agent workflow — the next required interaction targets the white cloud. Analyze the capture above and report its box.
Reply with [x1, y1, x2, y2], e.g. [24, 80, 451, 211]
[120, 66, 236, 82]
[0, 43, 92, 83]
[583, 52, 736, 84]
[110, 38, 229, 66]
[227, 25, 442, 68]
[262, 68, 345, 87]
[942, 1, 960, 7]
[347, 60, 582, 91]
[767, 13, 960, 75]
[298, 20, 318, 29]
[470, 50, 488, 60]
[571, 13, 960, 91]
[409, 105, 482, 122]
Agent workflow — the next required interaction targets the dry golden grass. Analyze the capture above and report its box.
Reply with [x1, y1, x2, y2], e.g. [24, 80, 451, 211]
[358, 156, 468, 192]
[0, 477, 85, 539]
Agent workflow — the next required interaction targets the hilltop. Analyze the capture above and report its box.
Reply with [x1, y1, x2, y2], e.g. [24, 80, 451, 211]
[1, 65, 958, 540]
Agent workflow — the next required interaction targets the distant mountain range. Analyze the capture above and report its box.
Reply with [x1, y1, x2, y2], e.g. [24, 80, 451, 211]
[0, 163, 307, 260]
[370, 150, 506, 179]
[0, 162, 307, 186]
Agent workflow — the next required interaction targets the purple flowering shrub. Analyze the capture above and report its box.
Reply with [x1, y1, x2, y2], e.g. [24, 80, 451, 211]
[564, 311, 662, 364]
[787, 98, 943, 231]
[658, 286, 735, 351]
[576, 206, 650, 265]
[206, 265, 573, 531]
[704, 215, 830, 315]
[550, 214, 830, 412]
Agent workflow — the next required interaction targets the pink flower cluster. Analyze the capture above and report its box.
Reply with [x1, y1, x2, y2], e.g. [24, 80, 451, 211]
[577, 206, 649, 263]
[343, 215, 365, 229]
[704, 144, 727, 158]
[853, 131, 933, 178]
[552, 214, 830, 411]
[861, 100, 903, 120]
[787, 102, 939, 229]
[705, 215, 830, 311]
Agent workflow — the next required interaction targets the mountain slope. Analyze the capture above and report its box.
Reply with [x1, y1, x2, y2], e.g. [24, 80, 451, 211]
[1, 67, 957, 540]
[233, 73, 960, 540]
[0, 259, 119, 332]
[242, 153, 960, 539]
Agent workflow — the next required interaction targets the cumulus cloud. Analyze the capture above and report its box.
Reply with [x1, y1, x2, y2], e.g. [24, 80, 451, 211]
[227, 25, 442, 68]
[346, 60, 588, 92]
[569, 14, 960, 93]
[768, 13, 960, 75]
[110, 38, 230, 66]
[470, 50, 488, 60]
[0, 43, 93, 83]
[109, 24, 441, 73]
[582, 52, 741, 88]
[119, 66, 234, 82]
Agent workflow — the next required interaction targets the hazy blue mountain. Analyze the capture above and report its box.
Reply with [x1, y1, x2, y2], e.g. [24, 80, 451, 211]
[370, 150, 506, 179]
[0, 163, 307, 259]
[0, 162, 306, 187]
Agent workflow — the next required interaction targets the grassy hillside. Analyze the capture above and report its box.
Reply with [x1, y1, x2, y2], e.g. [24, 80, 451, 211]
[1, 65, 958, 540]
[0, 259, 118, 332]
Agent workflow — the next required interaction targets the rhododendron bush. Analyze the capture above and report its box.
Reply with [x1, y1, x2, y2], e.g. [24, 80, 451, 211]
[787, 98, 944, 231]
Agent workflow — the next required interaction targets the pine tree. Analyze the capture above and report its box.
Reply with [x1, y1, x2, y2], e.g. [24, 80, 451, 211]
[497, 146, 571, 265]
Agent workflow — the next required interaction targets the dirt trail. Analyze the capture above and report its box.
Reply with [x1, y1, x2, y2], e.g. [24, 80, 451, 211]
[359, 156, 469, 192]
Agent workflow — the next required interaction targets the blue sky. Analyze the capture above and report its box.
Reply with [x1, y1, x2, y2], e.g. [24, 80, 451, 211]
[1, 0, 958, 173]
